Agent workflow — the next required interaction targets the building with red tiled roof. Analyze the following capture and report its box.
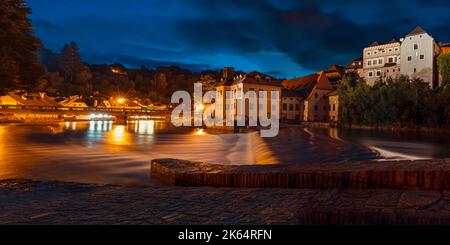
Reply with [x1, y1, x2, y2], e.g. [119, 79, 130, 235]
[282, 71, 337, 122]
[215, 68, 282, 125]
[441, 43, 450, 54]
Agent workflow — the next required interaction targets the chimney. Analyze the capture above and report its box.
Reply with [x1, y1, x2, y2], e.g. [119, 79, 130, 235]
[223, 67, 234, 80]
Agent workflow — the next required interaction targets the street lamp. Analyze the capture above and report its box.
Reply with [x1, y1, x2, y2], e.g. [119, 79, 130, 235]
[117, 98, 125, 104]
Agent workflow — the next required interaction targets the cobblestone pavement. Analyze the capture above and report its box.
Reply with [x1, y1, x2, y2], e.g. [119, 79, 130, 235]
[2, 179, 450, 225]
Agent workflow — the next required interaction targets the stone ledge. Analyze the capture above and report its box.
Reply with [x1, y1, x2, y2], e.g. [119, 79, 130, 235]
[150, 158, 450, 190]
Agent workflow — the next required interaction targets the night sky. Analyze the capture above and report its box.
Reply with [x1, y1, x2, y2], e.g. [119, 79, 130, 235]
[27, 0, 450, 78]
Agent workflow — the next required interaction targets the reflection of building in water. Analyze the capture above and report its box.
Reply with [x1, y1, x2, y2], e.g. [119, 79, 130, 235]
[109, 125, 129, 145]
[130, 120, 155, 135]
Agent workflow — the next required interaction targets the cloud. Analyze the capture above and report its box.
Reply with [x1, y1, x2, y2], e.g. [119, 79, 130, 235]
[28, 0, 450, 78]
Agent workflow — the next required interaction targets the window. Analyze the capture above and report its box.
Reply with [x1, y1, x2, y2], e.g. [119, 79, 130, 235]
[373, 60, 378, 65]
[332, 104, 336, 111]
[367, 52, 371, 56]
[414, 68, 417, 73]
[379, 58, 383, 64]
[295, 104, 300, 111]
[388, 57, 394, 63]
[314, 106, 318, 111]
[314, 93, 318, 98]
[376, 71, 381, 77]
[368, 71, 373, 77]
[389, 48, 393, 52]
[323, 106, 327, 111]
[288, 104, 293, 111]
[282, 103, 287, 111]
[368, 60, 372, 66]
[420, 54, 425, 60]
[408, 56, 412, 61]
[414, 44, 418, 50]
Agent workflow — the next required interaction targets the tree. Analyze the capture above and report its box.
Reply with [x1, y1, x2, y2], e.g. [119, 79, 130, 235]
[198, 73, 217, 92]
[438, 53, 450, 87]
[0, 0, 45, 94]
[58, 42, 84, 84]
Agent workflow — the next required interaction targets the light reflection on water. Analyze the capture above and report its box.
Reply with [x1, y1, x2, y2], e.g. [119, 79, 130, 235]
[1, 121, 450, 186]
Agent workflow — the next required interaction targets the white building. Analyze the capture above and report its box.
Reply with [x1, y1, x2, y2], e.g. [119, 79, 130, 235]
[363, 39, 401, 86]
[400, 26, 441, 88]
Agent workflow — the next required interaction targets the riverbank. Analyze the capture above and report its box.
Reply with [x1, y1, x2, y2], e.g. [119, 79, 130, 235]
[1, 178, 450, 225]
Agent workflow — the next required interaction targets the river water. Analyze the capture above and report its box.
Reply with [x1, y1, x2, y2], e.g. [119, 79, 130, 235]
[0, 121, 449, 185]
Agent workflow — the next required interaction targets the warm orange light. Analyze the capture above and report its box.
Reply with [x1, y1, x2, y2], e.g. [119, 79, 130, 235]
[117, 98, 125, 104]
[194, 128, 205, 136]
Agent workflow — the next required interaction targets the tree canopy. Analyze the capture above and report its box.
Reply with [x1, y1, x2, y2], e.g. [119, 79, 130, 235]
[0, 0, 44, 94]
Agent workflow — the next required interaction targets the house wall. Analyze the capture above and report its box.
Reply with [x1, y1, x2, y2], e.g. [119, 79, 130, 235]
[363, 42, 401, 86]
[328, 95, 339, 122]
[281, 97, 303, 121]
[400, 32, 440, 88]
[216, 83, 282, 124]
[303, 88, 333, 122]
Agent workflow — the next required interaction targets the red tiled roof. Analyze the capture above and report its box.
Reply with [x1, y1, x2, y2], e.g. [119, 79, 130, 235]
[282, 73, 318, 90]
[316, 71, 334, 90]
[406, 26, 427, 37]
[232, 71, 282, 87]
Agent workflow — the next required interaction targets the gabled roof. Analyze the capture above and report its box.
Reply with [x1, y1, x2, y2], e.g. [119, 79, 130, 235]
[389, 38, 400, 44]
[370, 41, 382, 47]
[326, 64, 344, 72]
[406, 26, 427, 37]
[282, 71, 334, 100]
[6, 92, 60, 107]
[282, 73, 318, 90]
[315, 71, 334, 91]
[231, 71, 282, 87]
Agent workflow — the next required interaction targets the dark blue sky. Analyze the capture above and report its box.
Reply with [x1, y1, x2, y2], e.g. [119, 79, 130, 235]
[28, 0, 450, 78]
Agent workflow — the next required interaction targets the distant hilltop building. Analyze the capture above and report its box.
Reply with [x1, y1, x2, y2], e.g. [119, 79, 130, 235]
[363, 26, 447, 88]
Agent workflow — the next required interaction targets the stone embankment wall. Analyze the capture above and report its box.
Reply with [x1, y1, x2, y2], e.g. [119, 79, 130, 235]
[151, 158, 450, 191]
